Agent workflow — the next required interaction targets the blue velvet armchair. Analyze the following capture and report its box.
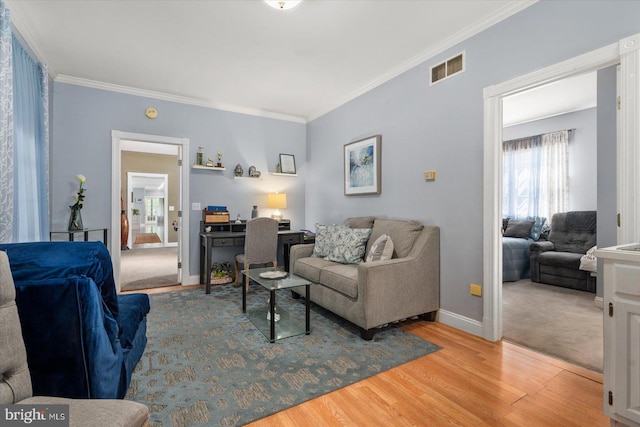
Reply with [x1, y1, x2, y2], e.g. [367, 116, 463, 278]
[0, 241, 150, 399]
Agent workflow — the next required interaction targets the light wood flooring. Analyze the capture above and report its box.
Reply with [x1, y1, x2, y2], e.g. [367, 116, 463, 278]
[127, 284, 608, 426]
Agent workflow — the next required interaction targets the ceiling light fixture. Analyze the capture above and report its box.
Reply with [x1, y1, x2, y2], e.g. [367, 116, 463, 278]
[265, 1, 301, 10]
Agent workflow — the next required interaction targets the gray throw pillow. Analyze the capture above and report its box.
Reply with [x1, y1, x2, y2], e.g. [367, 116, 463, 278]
[365, 234, 394, 262]
[504, 219, 535, 239]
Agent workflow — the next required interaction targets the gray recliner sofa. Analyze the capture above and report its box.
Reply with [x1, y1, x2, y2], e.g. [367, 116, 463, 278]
[290, 217, 440, 340]
[529, 210, 597, 292]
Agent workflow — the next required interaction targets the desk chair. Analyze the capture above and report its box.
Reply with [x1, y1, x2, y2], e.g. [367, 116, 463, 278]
[234, 217, 279, 289]
[0, 251, 149, 426]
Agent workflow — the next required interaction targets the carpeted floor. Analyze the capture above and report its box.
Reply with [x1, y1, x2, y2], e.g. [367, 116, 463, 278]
[125, 285, 440, 427]
[502, 279, 603, 372]
[121, 247, 178, 291]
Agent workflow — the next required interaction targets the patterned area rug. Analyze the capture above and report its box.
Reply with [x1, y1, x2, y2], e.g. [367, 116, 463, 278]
[126, 285, 440, 427]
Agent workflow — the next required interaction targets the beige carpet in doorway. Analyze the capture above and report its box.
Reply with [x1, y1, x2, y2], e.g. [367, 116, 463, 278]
[502, 279, 603, 372]
[121, 247, 178, 291]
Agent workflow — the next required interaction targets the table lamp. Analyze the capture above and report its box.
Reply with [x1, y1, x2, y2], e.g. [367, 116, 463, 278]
[268, 193, 287, 221]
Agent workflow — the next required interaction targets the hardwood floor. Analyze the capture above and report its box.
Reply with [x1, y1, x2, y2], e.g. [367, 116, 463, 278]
[127, 285, 608, 426]
[247, 321, 608, 426]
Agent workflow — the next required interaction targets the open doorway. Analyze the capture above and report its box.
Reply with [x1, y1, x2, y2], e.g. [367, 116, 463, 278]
[111, 131, 190, 293]
[127, 172, 170, 248]
[483, 34, 640, 364]
[120, 144, 179, 291]
[499, 72, 605, 372]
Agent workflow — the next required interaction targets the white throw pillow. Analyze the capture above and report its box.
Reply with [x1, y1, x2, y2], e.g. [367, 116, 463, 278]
[365, 234, 394, 262]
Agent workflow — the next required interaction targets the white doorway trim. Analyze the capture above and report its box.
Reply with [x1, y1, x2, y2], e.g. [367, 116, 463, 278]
[126, 172, 170, 248]
[482, 33, 640, 342]
[111, 131, 190, 292]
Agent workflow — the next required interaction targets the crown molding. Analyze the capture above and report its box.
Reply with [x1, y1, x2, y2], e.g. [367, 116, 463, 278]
[307, 0, 537, 122]
[6, 0, 56, 77]
[55, 75, 307, 124]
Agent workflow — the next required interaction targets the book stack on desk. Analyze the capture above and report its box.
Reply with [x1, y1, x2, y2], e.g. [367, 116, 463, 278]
[203, 206, 230, 224]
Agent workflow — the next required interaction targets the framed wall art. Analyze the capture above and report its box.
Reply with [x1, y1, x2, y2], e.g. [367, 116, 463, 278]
[344, 135, 381, 196]
[279, 154, 297, 174]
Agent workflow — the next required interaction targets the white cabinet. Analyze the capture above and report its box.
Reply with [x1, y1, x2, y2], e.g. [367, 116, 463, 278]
[596, 245, 640, 427]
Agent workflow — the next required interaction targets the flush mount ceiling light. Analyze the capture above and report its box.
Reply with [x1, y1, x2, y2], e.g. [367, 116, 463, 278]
[265, 1, 301, 10]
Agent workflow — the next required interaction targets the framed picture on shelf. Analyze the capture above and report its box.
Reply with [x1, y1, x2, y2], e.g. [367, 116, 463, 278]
[279, 154, 296, 174]
[344, 135, 381, 196]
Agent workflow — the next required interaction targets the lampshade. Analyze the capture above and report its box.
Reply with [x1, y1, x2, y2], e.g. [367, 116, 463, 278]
[268, 193, 286, 220]
[265, 1, 301, 10]
[268, 193, 287, 209]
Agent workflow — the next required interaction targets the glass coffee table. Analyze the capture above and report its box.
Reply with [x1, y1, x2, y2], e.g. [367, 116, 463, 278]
[241, 267, 313, 343]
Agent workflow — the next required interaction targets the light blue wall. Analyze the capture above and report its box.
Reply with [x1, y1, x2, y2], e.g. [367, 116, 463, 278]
[51, 83, 306, 276]
[306, 1, 640, 321]
[503, 108, 598, 212]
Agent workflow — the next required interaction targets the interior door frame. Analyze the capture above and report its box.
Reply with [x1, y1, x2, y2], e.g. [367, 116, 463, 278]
[126, 171, 170, 248]
[482, 33, 640, 341]
[111, 131, 190, 291]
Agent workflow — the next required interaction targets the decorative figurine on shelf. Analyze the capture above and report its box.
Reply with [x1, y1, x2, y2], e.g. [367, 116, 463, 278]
[234, 164, 243, 177]
[216, 151, 223, 168]
[235, 214, 242, 224]
[248, 166, 261, 178]
[275, 163, 281, 173]
[206, 157, 214, 167]
[251, 205, 258, 218]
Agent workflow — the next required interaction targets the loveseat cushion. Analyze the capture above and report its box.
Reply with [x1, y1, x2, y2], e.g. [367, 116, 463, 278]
[366, 219, 423, 258]
[319, 264, 359, 298]
[538, 251, 582, 269]
[548, 211, 597, 253]
[293, 257, 336, 283]
[118, 294, 150, 349]
[343, 216, 376, 229]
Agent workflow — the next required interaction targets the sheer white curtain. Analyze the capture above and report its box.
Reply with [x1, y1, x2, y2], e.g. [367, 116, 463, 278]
[539, 130, 569, 220]
[0, 1, 49, 243]
[503, 130, 569, 221]
[0, 2, 13, 243]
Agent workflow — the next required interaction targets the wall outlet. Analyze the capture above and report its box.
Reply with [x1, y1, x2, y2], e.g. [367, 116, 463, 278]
[191, 202, 201, 211]
[423, 170, 436, 181]
[470, 283, 482, 296]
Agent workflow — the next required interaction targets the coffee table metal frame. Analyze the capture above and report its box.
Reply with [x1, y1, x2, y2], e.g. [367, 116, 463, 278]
[241, 267, 312, 343]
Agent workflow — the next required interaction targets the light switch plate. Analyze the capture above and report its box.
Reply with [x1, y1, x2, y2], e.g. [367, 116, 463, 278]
[192, 202, 201, 211]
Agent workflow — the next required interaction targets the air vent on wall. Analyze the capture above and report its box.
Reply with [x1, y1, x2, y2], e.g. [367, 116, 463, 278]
[430, 51, 465, 85]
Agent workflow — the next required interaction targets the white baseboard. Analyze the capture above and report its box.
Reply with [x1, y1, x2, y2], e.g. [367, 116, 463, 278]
[187, 274, 201, 285]
[437, 309, 484, 338]
[594, 296, 604, 309]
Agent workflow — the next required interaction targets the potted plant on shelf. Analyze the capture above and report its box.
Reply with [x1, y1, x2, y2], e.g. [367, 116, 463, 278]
[211, 262, 233, 285]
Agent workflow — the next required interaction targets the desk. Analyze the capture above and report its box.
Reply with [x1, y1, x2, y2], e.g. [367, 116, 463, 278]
[199, 229, 305, 294]
[50, 228, 108, 247]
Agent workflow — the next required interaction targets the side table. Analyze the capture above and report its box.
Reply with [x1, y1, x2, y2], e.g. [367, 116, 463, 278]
[50, 228, 108, 248]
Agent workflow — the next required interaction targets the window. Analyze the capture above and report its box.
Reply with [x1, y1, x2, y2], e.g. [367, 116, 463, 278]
[502, 130, 569, 220]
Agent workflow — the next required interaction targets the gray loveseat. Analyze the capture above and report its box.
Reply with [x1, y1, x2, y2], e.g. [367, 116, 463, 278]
[290, 217, 440, 340]
[529, 210, 597, 292]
